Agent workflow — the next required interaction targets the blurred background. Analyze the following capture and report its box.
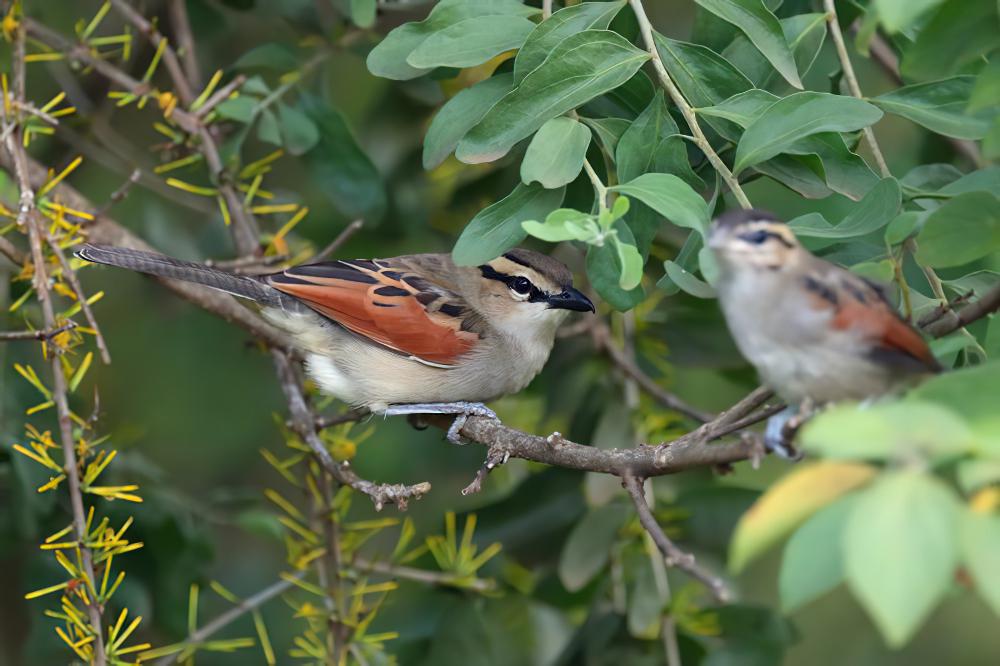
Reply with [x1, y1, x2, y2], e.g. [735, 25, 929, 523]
[1, 1, 998, 664]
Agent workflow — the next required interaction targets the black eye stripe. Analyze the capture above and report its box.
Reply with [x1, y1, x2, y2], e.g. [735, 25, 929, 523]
[478, 265, 548, 302]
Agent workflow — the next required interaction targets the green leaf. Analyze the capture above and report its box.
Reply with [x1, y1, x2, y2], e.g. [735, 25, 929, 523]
[696, 88, 778, 126]
[729, 461, 877, 573]
[612, 237, 643, 290]
[301, 95, 386, 220]
[558, 503, 629, 592]
[587, 220, 645, 311]
[406, 15, 536, 69]
[915, 191, 1000, 268]
[457, 30, 649, 163]
[787, 178, 900, 239]
[366, 0, 539, 80]
[844, 470, 959, 647]
[694, 0, 802, 89]
[662, 260, 716, 298]
[970, 59, 1000, 113]
[872, 76, 993, 140]
[276, 102, 319, 155]
[723, 13, 827, 89]
[349, 0, 376, 28]
[962, 509, 1000, 617]
[908, 362, 1000, 453]
[580, 116, 631, 155]
[611, 173, 711, 235]
[234, 43, 300, 71]
[452, 183, 566, 265]
[424, 73, 513, 169]
[216, 96, 257, 122]
[957, 460, 1000, 493]
[901, 0, 998, 81]
[779, 494, 858, 613]
[733, 92, 883, 174]
[521, 208, 598, 242]
[256, 107, 281, 145]
[873, 0, 944, 32]
[627, 555, 663, 639]
[801, 401, 974, 461]
[520, 117, 592, 189]
[616, 91, 668, 182]
[653, 32, 753, 116]
[513, 1, 625, 83]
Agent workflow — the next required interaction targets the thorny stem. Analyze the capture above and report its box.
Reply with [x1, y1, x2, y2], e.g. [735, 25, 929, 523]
[823, 0, 890, 177]
[2, 18, 107, 664]
[628, 0, 752, 210]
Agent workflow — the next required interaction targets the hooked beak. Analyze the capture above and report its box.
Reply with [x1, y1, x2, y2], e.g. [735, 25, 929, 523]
[547, 287, 595, 313]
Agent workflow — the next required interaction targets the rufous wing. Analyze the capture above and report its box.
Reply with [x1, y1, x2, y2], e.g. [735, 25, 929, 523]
[802, 271, 940, 373]
[267, 259, 479, 366]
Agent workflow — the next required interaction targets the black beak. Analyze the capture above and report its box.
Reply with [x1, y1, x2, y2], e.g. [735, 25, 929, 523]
[547, 287, 595, 313]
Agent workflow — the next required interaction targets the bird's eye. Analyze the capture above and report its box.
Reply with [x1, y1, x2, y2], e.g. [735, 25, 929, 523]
[510, 277, 533, 295]
[740, 230, 771, 245]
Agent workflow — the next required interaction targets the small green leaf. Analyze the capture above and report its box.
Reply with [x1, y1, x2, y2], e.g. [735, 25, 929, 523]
[520, 117, 592, 189]
[787, 178, 901, 239]
[662, 260, 716, 298]
[216, 96, 256, 122]
[901, 0, 997, 81]
[406, 15, 535, 69]
[844, 471, 960, 647]
[513, 0, 625, 83]
[694, 0, 802, 89]
[780, 494, 858, 612]
[616, 91, 671, 183]
[277, 102, 319, 155]
[234, 43, 300, 71]
[723, 12, 827, 89]
[424, 73, 513, 169]
[872, 76, 992, 140]
[256, 107, 281, 145]
[349, 0, 376, 28]
[457, 30, 649, 163]
[873, 0, 944, 32]
[453, 183, 566, 265]
[962, 509, 1000, 617]
[587, 221, 645, 311]
[611, 173, 711, 235]
[612, 237, 643, 290]
[733, 92, 883, 174]
[521, 208, 598, 242]
[558, 503, 630, 592]
[915, 191, 1000, 268]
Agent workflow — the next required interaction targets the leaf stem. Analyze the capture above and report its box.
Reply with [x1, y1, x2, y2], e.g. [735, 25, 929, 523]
[822, 1, 890, 177]
[627, 0, 752, 210]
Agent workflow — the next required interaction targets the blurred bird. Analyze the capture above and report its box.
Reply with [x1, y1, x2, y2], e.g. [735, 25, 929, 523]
[75, 244, 594, 442]
[709, 209, 940, 457]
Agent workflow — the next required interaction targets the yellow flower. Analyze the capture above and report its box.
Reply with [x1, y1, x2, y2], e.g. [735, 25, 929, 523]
[1, 11, 18, 42]
[157, 91, 177, 118]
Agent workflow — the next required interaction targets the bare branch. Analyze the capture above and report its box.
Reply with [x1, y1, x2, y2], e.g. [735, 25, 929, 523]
[167, 0, 202, 90]
[312, 219, 364, 263]
[193, 74, 245, 118]
[923, 283, 1000, 338]
[0, 320, 78, 342]
[109, 0, 196, 105]
[624, 474, 730, 602]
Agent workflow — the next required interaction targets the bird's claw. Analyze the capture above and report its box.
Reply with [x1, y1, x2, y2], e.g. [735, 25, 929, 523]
[764, 406, 805, 461]
[381, 401, 498, 446]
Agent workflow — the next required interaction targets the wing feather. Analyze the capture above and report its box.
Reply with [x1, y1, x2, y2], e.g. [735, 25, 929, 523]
[267, 258, 479, 366]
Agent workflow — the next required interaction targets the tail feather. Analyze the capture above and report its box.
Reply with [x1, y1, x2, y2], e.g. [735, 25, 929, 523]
[75, 244, 291, 308]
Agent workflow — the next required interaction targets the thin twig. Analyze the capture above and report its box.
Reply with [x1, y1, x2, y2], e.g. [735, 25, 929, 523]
[193, 74, 246, 119]
[154, 572, 305, 666]
[593, 321, 713, 422]
[352, 557, 496, 593]
[2, 19, 106, 663]
[46, 232, 112, 364]
[542, 0, 554, 20]
[0, 235, 27, 265]
[923, 283, 1000, 338]
[624, 474, 730, 602]
[97, 168, 141, 216]
[628, 0, 752, 210]
[108, 0, 196, 105]
[823, 1, 890, 177]
[311, 219, 364, 263]
[0, 320, 77, 342]
[167, 0, 202, 90]
[272, 350, 432, 510]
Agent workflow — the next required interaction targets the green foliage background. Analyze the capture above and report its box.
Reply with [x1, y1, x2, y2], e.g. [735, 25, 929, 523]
[1, 0, 999, 664]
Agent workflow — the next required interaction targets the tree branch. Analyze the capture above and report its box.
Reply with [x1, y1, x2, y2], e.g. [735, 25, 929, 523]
[624, 474, 730, 602]
[628, 0, 752, 209]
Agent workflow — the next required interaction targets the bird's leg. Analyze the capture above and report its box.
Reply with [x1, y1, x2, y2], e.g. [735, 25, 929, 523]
[764, 405, 805, 461]
[381, 402, 499, 445]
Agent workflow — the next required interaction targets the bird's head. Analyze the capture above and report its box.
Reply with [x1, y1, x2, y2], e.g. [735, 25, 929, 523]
[708, 208, 802, 273]
[473, 249, 594, 336]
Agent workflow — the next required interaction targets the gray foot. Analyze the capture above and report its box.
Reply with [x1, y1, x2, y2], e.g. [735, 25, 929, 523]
[764, 406, 804, 461]
[381, 401, 498, 445]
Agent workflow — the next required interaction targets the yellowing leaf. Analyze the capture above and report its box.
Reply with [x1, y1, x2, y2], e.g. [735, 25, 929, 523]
[729, 461, 877, 573]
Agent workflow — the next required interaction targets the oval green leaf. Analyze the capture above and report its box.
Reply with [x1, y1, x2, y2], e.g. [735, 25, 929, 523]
[520, 117, 592, 189]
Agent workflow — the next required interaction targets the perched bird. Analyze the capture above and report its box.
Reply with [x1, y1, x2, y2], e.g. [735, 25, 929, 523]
[709, 209, 940, 457]
[75, 245, 594, 442]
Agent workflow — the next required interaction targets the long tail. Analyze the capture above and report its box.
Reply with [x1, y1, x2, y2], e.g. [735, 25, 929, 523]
[75, 243, 293, 308]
